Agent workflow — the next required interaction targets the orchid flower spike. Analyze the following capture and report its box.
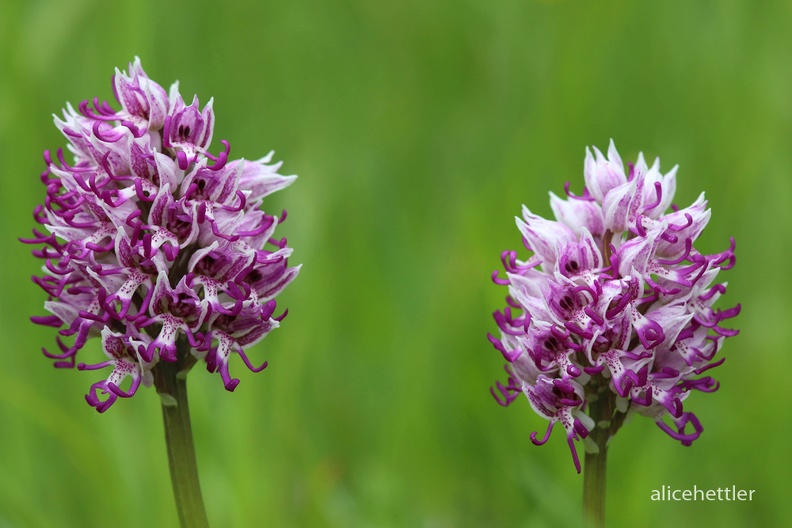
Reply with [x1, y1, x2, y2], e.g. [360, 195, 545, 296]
[489, 140, 738, 473]
[23, 58, 300, 412]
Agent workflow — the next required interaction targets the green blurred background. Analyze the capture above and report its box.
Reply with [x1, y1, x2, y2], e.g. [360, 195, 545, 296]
[1, 0, 790, 526]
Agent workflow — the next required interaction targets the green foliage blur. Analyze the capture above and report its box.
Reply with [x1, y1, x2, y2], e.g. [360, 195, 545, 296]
[1, 0, 790, 526]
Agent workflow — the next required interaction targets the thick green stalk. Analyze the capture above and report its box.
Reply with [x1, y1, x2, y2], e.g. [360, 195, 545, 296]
[583, 440, 608, 528]
[582, 380, 625, 528]
[155, 349, 209, 528]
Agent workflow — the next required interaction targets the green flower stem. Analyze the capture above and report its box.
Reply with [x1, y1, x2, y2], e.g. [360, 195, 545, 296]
[155, 345, 209, 528]
[582, 380, 626, 528]
[583, 441, 607, 528]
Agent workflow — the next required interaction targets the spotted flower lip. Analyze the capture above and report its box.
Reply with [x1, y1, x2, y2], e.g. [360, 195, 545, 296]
[22, 57, 300, 412]
[489, 140, 739, 472]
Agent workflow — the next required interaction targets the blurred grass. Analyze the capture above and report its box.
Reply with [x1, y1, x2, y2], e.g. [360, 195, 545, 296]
[1, 0, 790, 526]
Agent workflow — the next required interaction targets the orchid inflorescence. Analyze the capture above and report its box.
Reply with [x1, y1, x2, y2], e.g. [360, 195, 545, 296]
[489, 141, 739, 472]
[23, 58, 300, 412]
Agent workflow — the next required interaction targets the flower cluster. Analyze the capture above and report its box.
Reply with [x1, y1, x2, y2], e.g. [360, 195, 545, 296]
[489, 141, 739, 472]
[23, 58, 300, 412]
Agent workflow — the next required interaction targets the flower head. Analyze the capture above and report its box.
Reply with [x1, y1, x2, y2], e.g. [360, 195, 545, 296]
[23, 57, 300, 412]
[489, 140, 739, 472]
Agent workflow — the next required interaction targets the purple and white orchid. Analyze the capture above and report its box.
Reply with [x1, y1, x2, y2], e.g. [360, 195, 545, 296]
[23, 58, 300, 412]
[489, 141, 739, 473]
